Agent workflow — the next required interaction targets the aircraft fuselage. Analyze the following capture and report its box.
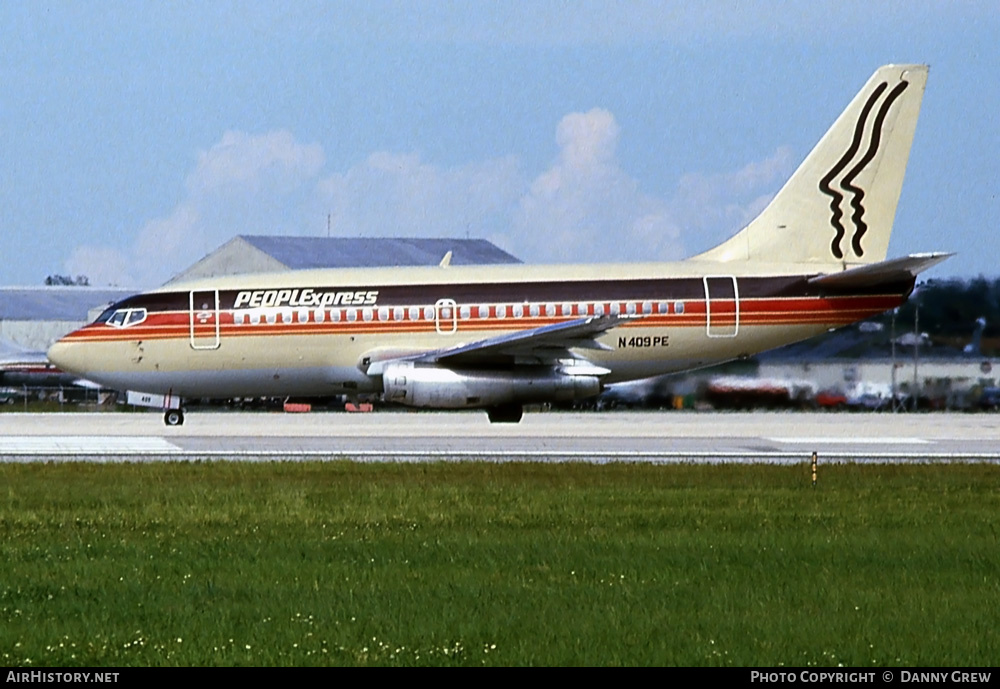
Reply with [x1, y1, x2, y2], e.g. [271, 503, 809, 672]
[48, 263, 912, 400]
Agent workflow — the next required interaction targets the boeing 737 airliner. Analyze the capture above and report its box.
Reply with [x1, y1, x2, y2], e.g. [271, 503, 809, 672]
[49, 64, 949, 424]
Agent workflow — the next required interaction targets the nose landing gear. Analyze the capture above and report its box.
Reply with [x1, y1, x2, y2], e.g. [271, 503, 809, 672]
[164, 408, 185, 426]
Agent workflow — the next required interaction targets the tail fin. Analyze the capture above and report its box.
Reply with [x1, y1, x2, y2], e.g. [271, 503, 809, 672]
[695, 64, 928, 266]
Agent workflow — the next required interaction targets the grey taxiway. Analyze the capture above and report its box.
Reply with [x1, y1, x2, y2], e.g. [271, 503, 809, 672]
[2, 411, 999, 463]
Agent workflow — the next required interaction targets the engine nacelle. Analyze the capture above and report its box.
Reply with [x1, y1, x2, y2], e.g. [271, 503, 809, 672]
[381, 362, 601, 409]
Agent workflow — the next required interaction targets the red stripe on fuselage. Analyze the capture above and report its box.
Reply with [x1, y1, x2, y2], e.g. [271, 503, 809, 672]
[57, 293, 904, 344]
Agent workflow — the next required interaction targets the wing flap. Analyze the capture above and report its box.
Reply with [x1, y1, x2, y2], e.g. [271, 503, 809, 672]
[422, 314, 633, 365]
[364, 314, 635, 374]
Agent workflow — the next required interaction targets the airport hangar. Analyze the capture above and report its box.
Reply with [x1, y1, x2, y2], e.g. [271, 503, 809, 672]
[0, 236, 520, 353]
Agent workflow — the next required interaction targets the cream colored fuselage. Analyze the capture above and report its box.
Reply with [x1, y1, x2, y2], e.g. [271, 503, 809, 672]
[48, 259, 907, 400]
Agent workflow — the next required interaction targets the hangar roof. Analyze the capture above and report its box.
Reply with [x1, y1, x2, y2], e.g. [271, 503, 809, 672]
[240, 236, 521, 269]
[167, 235, 522, 284]
[0, 288, 133, 321]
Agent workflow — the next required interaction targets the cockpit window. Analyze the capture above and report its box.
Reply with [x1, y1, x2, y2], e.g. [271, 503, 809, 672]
[105, 308, 148, 328]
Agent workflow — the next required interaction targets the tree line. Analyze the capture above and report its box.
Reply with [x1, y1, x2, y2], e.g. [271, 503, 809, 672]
[877, 276, 1000, 346]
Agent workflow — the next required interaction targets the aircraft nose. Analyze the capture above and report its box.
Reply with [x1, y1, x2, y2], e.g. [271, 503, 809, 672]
[47, 337, 88, 376]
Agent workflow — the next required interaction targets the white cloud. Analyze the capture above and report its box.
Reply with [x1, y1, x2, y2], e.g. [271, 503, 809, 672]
[315, 152, 523, 240]
[64, 245, 137, 289]
[65, 119, 793, 286]
[506, 112, 794, 264]
[670, 146, 795, 253]
[66, 130, 325, 286]
[509, 108, 684, 264]
[186, 130, 324, 195]
[555, 109, 619, 169]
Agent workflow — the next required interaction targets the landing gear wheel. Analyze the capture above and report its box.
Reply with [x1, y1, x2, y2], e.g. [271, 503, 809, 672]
[164, 408, 185, 426]
[487, 404, 523, 423]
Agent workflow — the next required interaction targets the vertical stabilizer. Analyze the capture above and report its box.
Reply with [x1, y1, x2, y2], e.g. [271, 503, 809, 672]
[695, 64, 927, 266]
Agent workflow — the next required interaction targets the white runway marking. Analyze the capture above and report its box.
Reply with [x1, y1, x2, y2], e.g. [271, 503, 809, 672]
[2, 414, 998, 463]
[769, 437, 931, 445]
[1, 436, 180, 454]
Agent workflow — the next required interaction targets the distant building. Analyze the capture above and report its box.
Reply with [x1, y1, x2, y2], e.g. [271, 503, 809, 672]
[168, 235, 521, 284]
[0, 287, 133, 350]
[1, 236, 519, 350]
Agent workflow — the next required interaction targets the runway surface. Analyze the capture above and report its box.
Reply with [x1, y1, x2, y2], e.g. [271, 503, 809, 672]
[2, 410, 999, 463]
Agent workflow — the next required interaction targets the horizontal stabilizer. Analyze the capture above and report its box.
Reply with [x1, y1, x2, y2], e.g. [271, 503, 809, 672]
[808, 253, 952, 290]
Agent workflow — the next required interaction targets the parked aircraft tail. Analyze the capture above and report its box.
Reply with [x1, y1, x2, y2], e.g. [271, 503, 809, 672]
[696, 64, 928, 267]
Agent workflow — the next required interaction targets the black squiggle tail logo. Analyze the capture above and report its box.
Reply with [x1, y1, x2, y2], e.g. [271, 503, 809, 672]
[819, 79, 909, 259]
[819, 84, 885, 259]
[842, 81, 909, 256]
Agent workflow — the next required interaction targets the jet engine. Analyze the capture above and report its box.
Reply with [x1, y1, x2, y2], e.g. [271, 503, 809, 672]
[380, 362, 600, 409]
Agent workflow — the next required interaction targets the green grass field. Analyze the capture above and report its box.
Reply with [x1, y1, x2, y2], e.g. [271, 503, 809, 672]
[1, 461, 997, 666]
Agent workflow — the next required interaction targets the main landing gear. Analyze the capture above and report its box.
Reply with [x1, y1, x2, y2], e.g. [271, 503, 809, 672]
[164, 408, 185, 426]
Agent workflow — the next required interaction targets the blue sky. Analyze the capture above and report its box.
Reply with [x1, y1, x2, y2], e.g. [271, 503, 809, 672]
[1, 1, 997, 287]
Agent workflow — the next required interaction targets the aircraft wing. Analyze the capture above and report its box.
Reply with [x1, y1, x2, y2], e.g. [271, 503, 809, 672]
[366, 314, 635, 374]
